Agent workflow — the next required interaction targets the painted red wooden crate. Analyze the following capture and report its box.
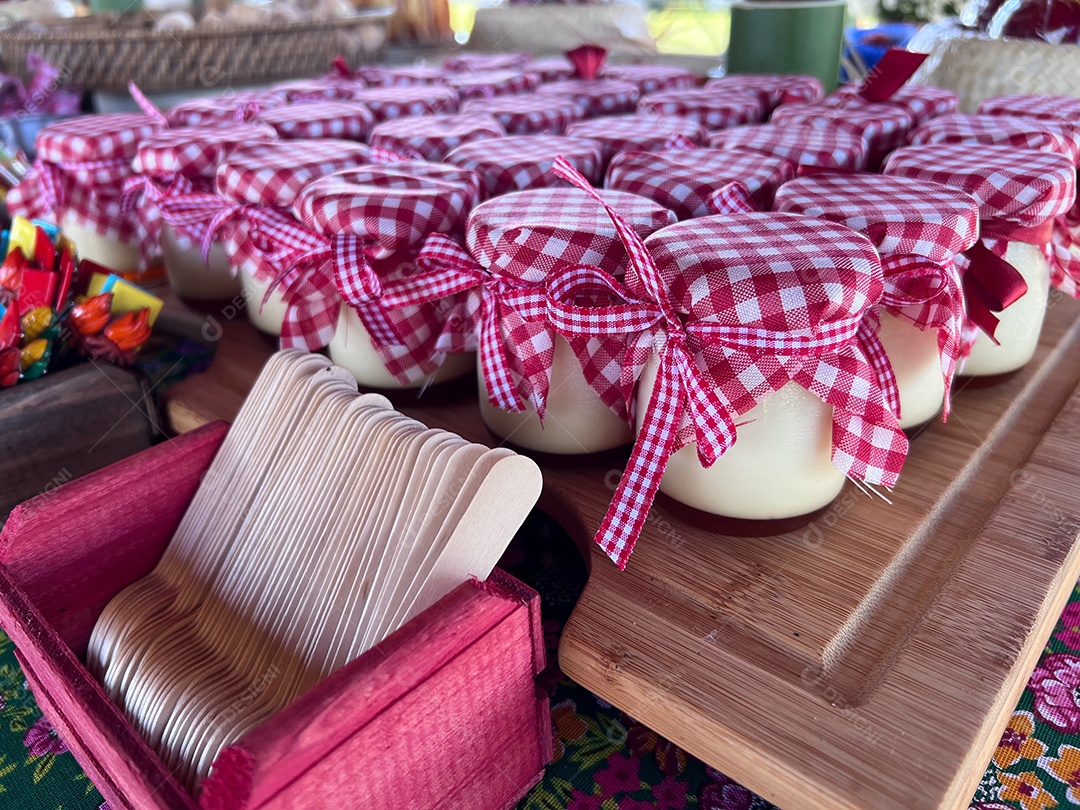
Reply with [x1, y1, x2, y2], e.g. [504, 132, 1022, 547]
[0, 421, 552, 810]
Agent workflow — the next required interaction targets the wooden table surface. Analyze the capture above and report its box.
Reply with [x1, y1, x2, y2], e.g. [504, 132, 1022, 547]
[163, 298, 1080, 810]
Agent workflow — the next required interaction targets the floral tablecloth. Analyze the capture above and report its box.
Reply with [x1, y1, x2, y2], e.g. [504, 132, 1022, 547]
[1, 517, 1079, 810]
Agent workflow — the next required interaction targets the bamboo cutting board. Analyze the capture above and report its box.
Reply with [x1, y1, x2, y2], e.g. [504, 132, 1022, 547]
[163, 298, 1080, 810]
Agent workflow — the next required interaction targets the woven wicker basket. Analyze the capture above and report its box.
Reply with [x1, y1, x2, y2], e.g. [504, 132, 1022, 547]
[0, 7, 393, 93]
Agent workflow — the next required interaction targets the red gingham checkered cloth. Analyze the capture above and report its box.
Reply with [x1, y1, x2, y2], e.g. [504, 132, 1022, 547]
[774, 173, 979, 418]
[771, 102, 915, 164]
[703, 74, 824, 113]
[444, 134, 604, 198]
[8, 113, 163, 244]
[885, 143, 1079, 295]
[600, 64, 698, 94]
[369, 113, 506, 162]
[353, 65, 449, 87]
[547, 157, 905, 568]
[707, 123, 869, 171]
[350, 85, 460, 122]
[534, 79, 641, 118]
[269, 77, 366, 102]
[254, 100, 376, 141]
[977, 94, 1080, 122]
[525, 57, 575, 83]
[443, 52, 532, 73]
[605, 147, 795, 220]
[241, 162, 481, 383]
[164, 92, 285, 127]
[907, 113, 1080, 166]
[825, 84, 958, 127]
[565, 115, 707, 163]
[638, 89, 764, 131]
[382, 187, 676, 416]
[444, 69, 540, 99]
[159, 139, 375, 283]
[460, 94, 581, 134]
[122, 122, 278, 264]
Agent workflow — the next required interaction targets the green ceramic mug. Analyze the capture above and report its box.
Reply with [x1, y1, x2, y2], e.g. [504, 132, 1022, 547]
[727, 0, 847, 93]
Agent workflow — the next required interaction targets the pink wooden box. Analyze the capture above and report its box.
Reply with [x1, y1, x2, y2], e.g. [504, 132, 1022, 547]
[0, 421, 552, 810]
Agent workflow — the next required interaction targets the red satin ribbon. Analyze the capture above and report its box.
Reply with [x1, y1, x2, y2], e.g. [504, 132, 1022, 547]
[566, 44, 607, 81]
[857, 48, 928, 103]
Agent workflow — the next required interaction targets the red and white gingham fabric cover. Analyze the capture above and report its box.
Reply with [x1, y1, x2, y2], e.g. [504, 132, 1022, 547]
[545, 158, 906, 568]
[460, 94, 581, 134]
[774, 173, 979, 418]
[7, 113, 163, 243]
[534, 79, 641, 118]
[268, 77, 365, 102]
[369, 113, 506, 162]
[977, 94, 1080, 122]
[124, 122, 278, 263]
[638, 89, 764, 131]
[907, 113, 1080, 166]
[703, 74, 824, 112]
[565, 115, 707, 163]
[524, 57, 575, 83]
[771, 102, 915, 163]
[885, 143, 1079, 294]
[600, 64, 698, 95]
[159, 139, 375, 285]
[164, 92, 285, 127]
[254, 100, 376, 141]
[444, 134, 604, 198]
[706, 123, 869, 172]
[605, 147, 795, 220]
[825, 85, 958, 127]
[442, 52, 532, 73]
[350, 85, 460, 122]
[381, 186, 676, 419]
[245, 162, 481, 384]
[444, 69, 540, 100]
[353, 65, 449, 87]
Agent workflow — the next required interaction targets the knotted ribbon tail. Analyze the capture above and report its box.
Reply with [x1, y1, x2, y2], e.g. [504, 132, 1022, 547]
[706, 180, 758, 216]
[595, 352, 682, 569]
[1050, 216, 1080, 298]
[857, 321, 902, 418]
[856, 48, 928, 103]
[662, 133, 698, 152]
[128, 81, 169, 127]
[961, 241, 1029, 344]
[479, 295, 526, 413]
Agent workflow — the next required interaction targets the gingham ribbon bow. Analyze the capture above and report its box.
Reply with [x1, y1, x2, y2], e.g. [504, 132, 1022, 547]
[8, 156, 133, 225]
[551, 155, 906, 568]
[382, 233, 553, 415]
[245, 208, 402, 352]
[121, 174, 196, 265]
[1054, 210, 1080, 297]
[158, 191, 256, 263]
[869, 247, 965, 418]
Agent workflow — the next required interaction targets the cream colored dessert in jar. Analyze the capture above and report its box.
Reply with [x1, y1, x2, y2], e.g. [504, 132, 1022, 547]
[885, 143, 1077, 379]
[330, 307, 474, 390]
[201, 139, 377, 336]
[478, 335, 633, 453]
[133, 123, 279, 303]
[59, 210, 141, 273]
[958, 241, 1051, 376]
[291, 163, 484, 389]
[159, 224, 241, 302]
[638, 370, 846, 518]
[6, 114, 164, 276]
[775, 173, 980, 428]
[464, 187, 677, 453]
[614, 212, 903, 521]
